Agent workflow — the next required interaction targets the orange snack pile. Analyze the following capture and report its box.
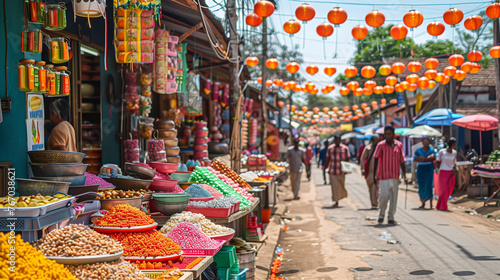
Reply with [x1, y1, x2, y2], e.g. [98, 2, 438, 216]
[94, 204, 154, 227]
[107, 230, 181, 257]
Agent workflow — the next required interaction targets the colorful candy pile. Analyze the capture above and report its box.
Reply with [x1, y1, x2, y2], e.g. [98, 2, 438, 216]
[166, 222, 219, 249]
[107, 230, 181, 257]
[208, 167, 254, 202]
[94, 204, 155, 227]
[211, 159, 252, 190]
[189, 167, 251, 208]
[136, 162, 173, 180]
[200, 184, 223, 199]
[133, 257, 204, 270]
[169, 185, 185, 193]
[85, 172, 114, 188]
[66, 260, 149, 280]
[184, 184, 213, 199]
[189, 196, 238, 208]
[160, 211, 232, 236]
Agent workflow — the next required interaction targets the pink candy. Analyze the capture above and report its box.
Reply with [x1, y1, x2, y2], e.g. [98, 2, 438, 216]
[199, 184, 223, 199]
[166, 222, 219, 249]
[85, 173, 114, 188]
[168, 185, 185, 193]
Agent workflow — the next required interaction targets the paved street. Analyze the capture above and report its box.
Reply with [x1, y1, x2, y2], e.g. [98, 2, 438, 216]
[276, 165, 500, 279]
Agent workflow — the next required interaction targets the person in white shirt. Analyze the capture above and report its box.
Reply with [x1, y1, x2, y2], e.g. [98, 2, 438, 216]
[287, 138, 306, 200]
[434, 138, 457, 211]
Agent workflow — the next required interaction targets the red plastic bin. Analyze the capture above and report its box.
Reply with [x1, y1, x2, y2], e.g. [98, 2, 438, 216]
[181, 240, 226, 256]
[185, 206, 231, 218]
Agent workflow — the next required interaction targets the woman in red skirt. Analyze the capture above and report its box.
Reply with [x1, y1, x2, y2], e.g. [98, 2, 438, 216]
[434, 138, 457, 211]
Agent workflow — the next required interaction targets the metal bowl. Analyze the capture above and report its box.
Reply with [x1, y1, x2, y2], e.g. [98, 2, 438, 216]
[32, 175, 87, 186]
[124, 163, 156, 180]
[99, 196, 143, 210]
[151, 198, 188, 216]
[16, 178, 70, 196]
[103, 176, 152, 191]
[169, 172, 192, 183]
[28, 150, 85, 163]
[29, 163, 89, 177]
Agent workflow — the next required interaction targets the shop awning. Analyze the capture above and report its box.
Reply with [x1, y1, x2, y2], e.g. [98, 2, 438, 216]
[354, 121, 381, 133]
[281, 117, 300, 129]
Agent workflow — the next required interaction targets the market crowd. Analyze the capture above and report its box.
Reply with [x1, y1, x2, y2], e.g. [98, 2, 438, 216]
[287, 126, 457, 225]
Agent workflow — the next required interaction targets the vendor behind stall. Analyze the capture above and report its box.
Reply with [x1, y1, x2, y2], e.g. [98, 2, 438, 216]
[47, 99, 77, 152]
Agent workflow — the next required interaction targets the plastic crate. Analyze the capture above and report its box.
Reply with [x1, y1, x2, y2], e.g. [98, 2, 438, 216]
[182, 240, 225, 256]
[185, 206, 231, 218]
[218, 268, 231, 280]
[230, 262, 240, 274]
[0, 206, 72, 231]
[231, 268, 249, 280]
[214, 246, 237, 268]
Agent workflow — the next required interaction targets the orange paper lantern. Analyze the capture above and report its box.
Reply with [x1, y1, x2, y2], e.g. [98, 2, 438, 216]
[342, 106, 350, 112]
[313, 107, 320, 114]
[323, 107, 329, 113]
[266, 58, 279, 69]
[305, 82, 316, 92]
[391, 62, 406, 74]
[461, 61, 473, 73]
[352, 25, 369, 40]
[360, 103, 367, 109]
[257, 77, 262, 83]
[379, 65, 392, 76]
[344, 66, 358, 77]
[286, 62, 300, 74]
[427, 21, 445, 36]
[306, 65, 319, 75]
[403, 10, 424, 29]
[390, 99, 398, 104]
[363, 88, 373, 96]
[406, 74, 419, 84]
[453, 70, 467, 81]
[296, 4, 315, 22]
[448, 54, 464, 67]
[365, 10, 385, 27]
[326, 84, 335, 91]
[470, 62, 481, 73]
[332, 106, 339, 113]
[265, 80, 273, 87]
[464, 15, 483, 31]
[291, 105, 297, 112]
[352, 105, 359, 111]
[282, 82, 290, 90]
[385, 76, 398, 86]
[434, 73, 446, 83]
[273, 79, 283, 86]
[383, 85, 394, 94]
[339, 87, 350, 95]
[486, 3, 500, 19]
[407, 61, 422, 73]
[390, 25, 408, 40]
[443, 8, 464, 26]
[354, 88, 364, 96]
[317, 23, 334, 38]
[425, 58, 439, 69]
[301, 106, 308, 112]
[277, 101, 284, 108]
[407, 83, 418, 91]
[467, 50, 483, 62]
[428, 80, 437, 89]
[371, 101, 378, 107]
[364, 80, 377, 90]
[417, 77, 429, 89]
[246, 56, 259, 67]
[424, 69, 437, 80]
[254, 0, 275, 18]
[373, 86, 384, 95]
[400, 81, 410, 90]
[328, 7, 347, 26]
[441, 75, 451, 85]
[346, 81, 359, 91]
[246, 13, 262, 27]
[283, 20, 301, 35]
[321, 88, 329, 94]
[381, 98, 387, 104]
[361, 66, 376, 78]
[324, 66, 337, 76]
[444, 66, 457, 77]
[288, 81, 297, 88]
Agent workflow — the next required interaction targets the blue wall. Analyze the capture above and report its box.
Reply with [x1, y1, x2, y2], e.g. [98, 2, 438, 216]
[0, 0, 121, 178]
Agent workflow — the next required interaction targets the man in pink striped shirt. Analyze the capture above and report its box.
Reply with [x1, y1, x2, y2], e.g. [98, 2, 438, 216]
[373, 126, 407, 225]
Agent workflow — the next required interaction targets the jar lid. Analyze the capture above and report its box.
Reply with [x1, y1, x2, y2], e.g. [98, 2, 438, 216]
[46, 64, 54, 69]
[35, 61, 46, 66]
[54, 66, 67, 71]
[19, 59, 35, 64]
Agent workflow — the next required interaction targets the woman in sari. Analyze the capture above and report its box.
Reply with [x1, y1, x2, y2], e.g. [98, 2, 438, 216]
[435, 138, 457, 211]
[413, 138, 436, 209]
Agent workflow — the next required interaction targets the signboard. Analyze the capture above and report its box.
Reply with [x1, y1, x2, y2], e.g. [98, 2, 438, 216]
[340, 123, 353, 131]
[26, 119, 44, 151]
[27, 93, 44, 119]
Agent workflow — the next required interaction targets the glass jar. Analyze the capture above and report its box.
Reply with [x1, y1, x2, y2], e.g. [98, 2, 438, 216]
[54, 66, 70, 95]
[26, 0, 45, 24]
[46, 37, 70, 64]
[34, 61, 47, 92]
[21, 27, 43, 54]
[44, 3, 66, 31]
[18, 59, 35, 92]
[45, 64, 56, 95]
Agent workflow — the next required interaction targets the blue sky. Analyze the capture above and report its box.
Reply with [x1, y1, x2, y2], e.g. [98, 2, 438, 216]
[205, 0, 492, 97]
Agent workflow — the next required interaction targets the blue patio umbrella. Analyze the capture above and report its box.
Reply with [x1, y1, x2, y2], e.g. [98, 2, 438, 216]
[414, 108, 465, 126]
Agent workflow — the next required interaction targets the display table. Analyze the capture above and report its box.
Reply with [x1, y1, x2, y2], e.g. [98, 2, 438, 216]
[456, 161, 473, 192]
[182, 256, 213, 279]
[471, 170, 500, 206]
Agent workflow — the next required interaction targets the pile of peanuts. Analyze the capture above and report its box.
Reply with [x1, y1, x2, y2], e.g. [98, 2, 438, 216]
[37, 224, 122, 257]
[97, 189, 146, 199]
[65, 261, 149, 280]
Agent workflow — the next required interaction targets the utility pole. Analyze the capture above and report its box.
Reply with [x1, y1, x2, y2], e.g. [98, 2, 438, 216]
[260, 18, 268, 154]
[494, 17, 500, 141]
[288, 77, 293, 137]
[227, 0, 241, 171]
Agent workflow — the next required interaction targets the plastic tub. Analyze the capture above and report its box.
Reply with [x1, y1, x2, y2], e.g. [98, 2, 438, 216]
[193, 144, 208, 151]
[185, 206, 231, 218]
[149, 179, 179, 192]
[180, 240, 225, 256]
[232, 268, 249, 280]
[189, 197, 214, 202]
[169, 172, 191, 183]
[149, 162, 178, 174]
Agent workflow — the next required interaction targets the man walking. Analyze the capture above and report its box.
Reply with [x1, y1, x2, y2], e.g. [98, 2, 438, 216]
[324, 135, 350, 208]
[318, 139, 329, 185]
[305, 143, 314, 181]
[288, 138, 306, 200]
[374, 126, 406, 225]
